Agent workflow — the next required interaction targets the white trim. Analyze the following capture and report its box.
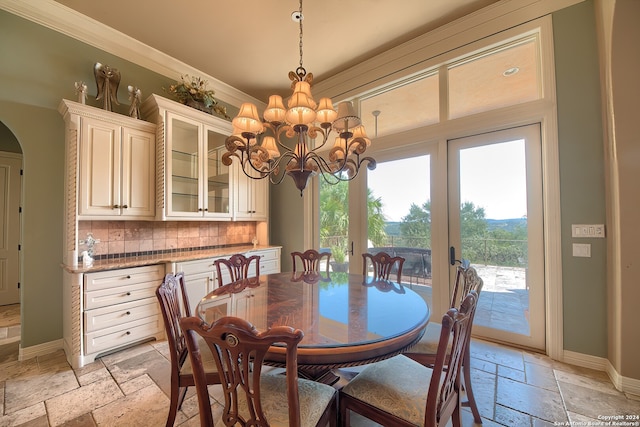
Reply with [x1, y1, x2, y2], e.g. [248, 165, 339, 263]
[606, 362, 640, 400]
[563, 349, 609, 371]
[563, 350, 640, 398]
[19, 339, 64, 361]
[0, 0, 262, 109]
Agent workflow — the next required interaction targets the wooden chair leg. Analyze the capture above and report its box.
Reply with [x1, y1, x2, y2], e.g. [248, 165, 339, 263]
[166, 384, 187, 427]
[462, 350, 482, 424]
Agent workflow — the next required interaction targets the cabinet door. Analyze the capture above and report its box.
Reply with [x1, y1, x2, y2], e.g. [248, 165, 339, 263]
[166, 112, 202, 217]
[183, 270, 213, 314]
[234, 163, 268, 220]
[79, 116, 121, 217]
[204, 126, 232, 218]
[121, 127, 155, 218]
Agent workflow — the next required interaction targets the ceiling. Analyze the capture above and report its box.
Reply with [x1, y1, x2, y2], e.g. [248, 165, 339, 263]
[53, 0, 500, 102]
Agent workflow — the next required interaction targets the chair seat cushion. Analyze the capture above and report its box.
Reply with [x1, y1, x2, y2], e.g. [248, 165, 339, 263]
[409, 322, 450, 355]
[216, 373, 336, 427]
[181, 336, 218, 375]
[341, 355, 434, 426]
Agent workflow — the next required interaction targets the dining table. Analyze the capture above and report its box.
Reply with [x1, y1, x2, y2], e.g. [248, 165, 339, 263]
[195, 270, 430, 383]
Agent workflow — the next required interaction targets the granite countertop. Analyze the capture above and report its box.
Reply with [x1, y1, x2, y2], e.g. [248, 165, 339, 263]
[62, 245, 281, 274]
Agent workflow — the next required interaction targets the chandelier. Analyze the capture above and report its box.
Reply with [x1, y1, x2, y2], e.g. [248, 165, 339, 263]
[222, 0, 376, 196]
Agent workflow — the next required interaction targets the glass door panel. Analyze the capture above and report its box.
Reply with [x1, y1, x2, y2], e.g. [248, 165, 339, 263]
[206, 128, 230, 215]
[319, 179, 350, 273]
[169, 115, 200, 214]
[367, 156, 432, 307]
[448, 124, 544, 350]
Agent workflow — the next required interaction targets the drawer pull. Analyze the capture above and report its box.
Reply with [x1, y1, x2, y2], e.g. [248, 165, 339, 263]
[126, 311, 131, 315]
[126, 331, 131, 335]
[126, 275, 131, 279]
[126, 292, 131, 296]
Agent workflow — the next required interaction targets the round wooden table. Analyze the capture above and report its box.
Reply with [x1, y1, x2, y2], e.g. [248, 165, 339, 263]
[196, 271, 430, 382]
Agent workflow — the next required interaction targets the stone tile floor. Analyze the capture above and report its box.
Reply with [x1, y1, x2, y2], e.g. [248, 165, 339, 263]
[1, 337, 638, 426]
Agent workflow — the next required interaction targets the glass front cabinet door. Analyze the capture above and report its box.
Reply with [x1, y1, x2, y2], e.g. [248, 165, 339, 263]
[165, 111, 233, 219]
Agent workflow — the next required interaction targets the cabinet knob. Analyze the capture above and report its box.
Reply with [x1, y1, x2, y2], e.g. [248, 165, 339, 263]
[126, 275, 131, 279]
[204, 208, 208, 212]
[198, 208, 203, 212]
[126, 311, 131, 315]
[122, 204, 128, 209]
[126, 292, 131, 296]
[113, 204, 120, 209]
[126, 331, 131, 335]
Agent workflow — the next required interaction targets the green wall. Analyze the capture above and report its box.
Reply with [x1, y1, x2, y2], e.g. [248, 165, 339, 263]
[553, 1, 607, 357]
[0, 9, 188, 347]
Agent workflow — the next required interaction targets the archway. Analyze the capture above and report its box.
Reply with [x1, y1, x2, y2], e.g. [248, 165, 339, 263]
[0, 120, 24, 347]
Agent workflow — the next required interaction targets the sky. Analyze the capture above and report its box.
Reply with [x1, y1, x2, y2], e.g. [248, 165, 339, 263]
[367, 140, 527, 222]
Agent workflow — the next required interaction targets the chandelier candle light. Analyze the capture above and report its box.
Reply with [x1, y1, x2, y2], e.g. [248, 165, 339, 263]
[222, 0, 376, 196]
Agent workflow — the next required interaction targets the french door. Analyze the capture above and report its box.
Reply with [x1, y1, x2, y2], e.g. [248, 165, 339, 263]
[448, 124, 544, 350]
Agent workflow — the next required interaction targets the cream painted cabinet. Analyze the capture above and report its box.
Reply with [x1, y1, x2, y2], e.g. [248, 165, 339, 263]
[141, 94, 233, 220]
[79, 118, 155, 218]
[175, 256, 220, 314]
[172, 247, 281, 314]
[63, 264, 165, 368]
[234, 164, 268, 220]
[61, 100, 156, 220]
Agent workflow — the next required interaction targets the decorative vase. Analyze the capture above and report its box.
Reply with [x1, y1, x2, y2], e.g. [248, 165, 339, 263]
[185, 98, 214, 115]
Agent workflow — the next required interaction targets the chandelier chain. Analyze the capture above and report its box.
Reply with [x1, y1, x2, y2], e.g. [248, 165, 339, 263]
[298, 0, 304, 71]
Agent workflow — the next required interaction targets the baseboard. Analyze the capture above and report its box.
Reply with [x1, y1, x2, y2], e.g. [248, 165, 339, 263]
[19, 339, 64, 361]
[562, 349, 609, 371]
[563, 349, 640, 398]
[606, 360, 640, 399]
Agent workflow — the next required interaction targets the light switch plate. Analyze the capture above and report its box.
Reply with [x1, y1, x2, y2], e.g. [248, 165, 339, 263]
[572, 224, 605, 238]
[572, 243, 591, 257]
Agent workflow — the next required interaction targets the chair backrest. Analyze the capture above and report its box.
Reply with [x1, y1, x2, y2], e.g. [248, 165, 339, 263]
[215, 254, 260, 287]
[450, 264, 483, 309]
[156, 272, 191, 375]
[425, 291, 478, 426]
[180, 315, 305, 427]
[362, 251, 405, 283]
[291, 249, 331, 273]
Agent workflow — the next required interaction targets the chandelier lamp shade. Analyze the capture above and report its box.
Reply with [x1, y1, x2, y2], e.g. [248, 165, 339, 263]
[222, 0, 376, 196]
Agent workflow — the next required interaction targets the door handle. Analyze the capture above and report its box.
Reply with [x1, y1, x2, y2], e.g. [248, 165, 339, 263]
[349, 241, 354, 256]
[450, 246, 460, 266]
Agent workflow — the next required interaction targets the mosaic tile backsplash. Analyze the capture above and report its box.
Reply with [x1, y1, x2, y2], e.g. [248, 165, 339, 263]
[78, 220, 257, 258]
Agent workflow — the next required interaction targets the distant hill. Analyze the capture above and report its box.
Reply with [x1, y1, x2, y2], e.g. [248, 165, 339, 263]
[486, 218, 527, 233]
[384, 218, 527, 236]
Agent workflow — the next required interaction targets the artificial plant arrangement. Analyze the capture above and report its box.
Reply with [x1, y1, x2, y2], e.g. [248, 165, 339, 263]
[166, 74, 230, 119]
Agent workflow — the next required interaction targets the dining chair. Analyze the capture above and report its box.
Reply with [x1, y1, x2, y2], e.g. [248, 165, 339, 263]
[339, 291, 478, 427]
[180, 315, 338, 427]
[404, 263, 484, 424]
[155, 273, 221, 427]
[214, 253, 260, 287]
[362, 251, 405, 283]
[291, 249, 331, 273]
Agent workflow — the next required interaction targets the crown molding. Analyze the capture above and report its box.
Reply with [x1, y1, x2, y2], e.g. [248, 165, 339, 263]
[0, 0, 263, 108]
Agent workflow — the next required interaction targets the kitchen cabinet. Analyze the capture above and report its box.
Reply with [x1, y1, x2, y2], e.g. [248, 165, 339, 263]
[63, 264, 165, 368]
[141, 94, 234, 220]
[174, 256, 220, 314]
[232, 285, 267, 330]
[60, 100, 156, 220]
[234, 164, 268, 220]
[171, 246, 281, 314]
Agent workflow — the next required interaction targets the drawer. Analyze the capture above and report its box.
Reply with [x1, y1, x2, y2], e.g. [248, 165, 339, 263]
[261, 259, 280, 274]
[85, 281, 158, 310]
[176, 258, 217, 276]
[85, 315, 162, 355]
[85, 297, 159, 333]
[247, 248, 280, 262]
[85, 265, 165, 292]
